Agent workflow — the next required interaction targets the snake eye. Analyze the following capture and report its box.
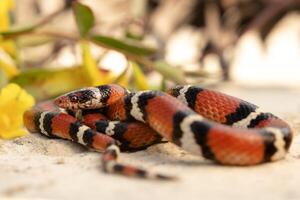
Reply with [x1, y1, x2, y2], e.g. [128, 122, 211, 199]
[69, 95, 78, 102]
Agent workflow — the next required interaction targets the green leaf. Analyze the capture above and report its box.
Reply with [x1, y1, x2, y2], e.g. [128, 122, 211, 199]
[90, 35, 156, 56]
[153, 61, 186, 84]
[131, 61, 149, 90]
[73, 2, 95, 37]
[10, 67, 89, 100]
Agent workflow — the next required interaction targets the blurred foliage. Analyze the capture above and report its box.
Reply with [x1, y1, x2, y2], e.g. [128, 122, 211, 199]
[2, 0, 295, 101]
[0, 1, 185, 101]
[11, 67, 88, 100]
[80, 40, 106, 85]
[153, 61, 185, 85]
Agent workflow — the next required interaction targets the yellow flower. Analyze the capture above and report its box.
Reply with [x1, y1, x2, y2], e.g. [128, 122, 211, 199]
[0, 83, 35, 139]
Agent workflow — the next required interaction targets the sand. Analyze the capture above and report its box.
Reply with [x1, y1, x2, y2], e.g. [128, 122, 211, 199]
[1, 85, 300, 200]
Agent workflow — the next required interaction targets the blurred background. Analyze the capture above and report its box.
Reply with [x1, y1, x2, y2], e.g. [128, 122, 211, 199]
[0, 0, 300, 101]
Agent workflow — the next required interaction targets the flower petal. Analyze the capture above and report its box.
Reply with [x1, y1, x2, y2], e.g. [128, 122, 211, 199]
[0, 83, 35, 139]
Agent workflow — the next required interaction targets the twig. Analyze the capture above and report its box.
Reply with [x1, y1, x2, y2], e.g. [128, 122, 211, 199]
[1, 7, 65, 39]
[34, 7, 66, 28]
[31, 30, 79, 41]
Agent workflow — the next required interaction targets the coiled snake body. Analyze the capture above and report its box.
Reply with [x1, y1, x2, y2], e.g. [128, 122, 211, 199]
[24, 84, 293, 180]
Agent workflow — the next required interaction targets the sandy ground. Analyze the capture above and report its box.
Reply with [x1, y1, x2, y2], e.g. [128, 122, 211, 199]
[1, 85, 300, 200]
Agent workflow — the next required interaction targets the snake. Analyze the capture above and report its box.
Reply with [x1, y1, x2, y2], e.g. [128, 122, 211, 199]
[23, 84, 293, 180]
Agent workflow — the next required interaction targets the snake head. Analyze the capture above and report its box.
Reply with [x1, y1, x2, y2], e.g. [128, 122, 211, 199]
[54, 87, 102, 110]
[54, 84, 128, 110]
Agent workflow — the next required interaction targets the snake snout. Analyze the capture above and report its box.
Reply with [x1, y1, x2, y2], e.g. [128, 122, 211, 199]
[54, 95, 69, 108]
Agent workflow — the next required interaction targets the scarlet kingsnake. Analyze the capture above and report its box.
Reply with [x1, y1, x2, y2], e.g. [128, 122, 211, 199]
[23, 84, 293, 180]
